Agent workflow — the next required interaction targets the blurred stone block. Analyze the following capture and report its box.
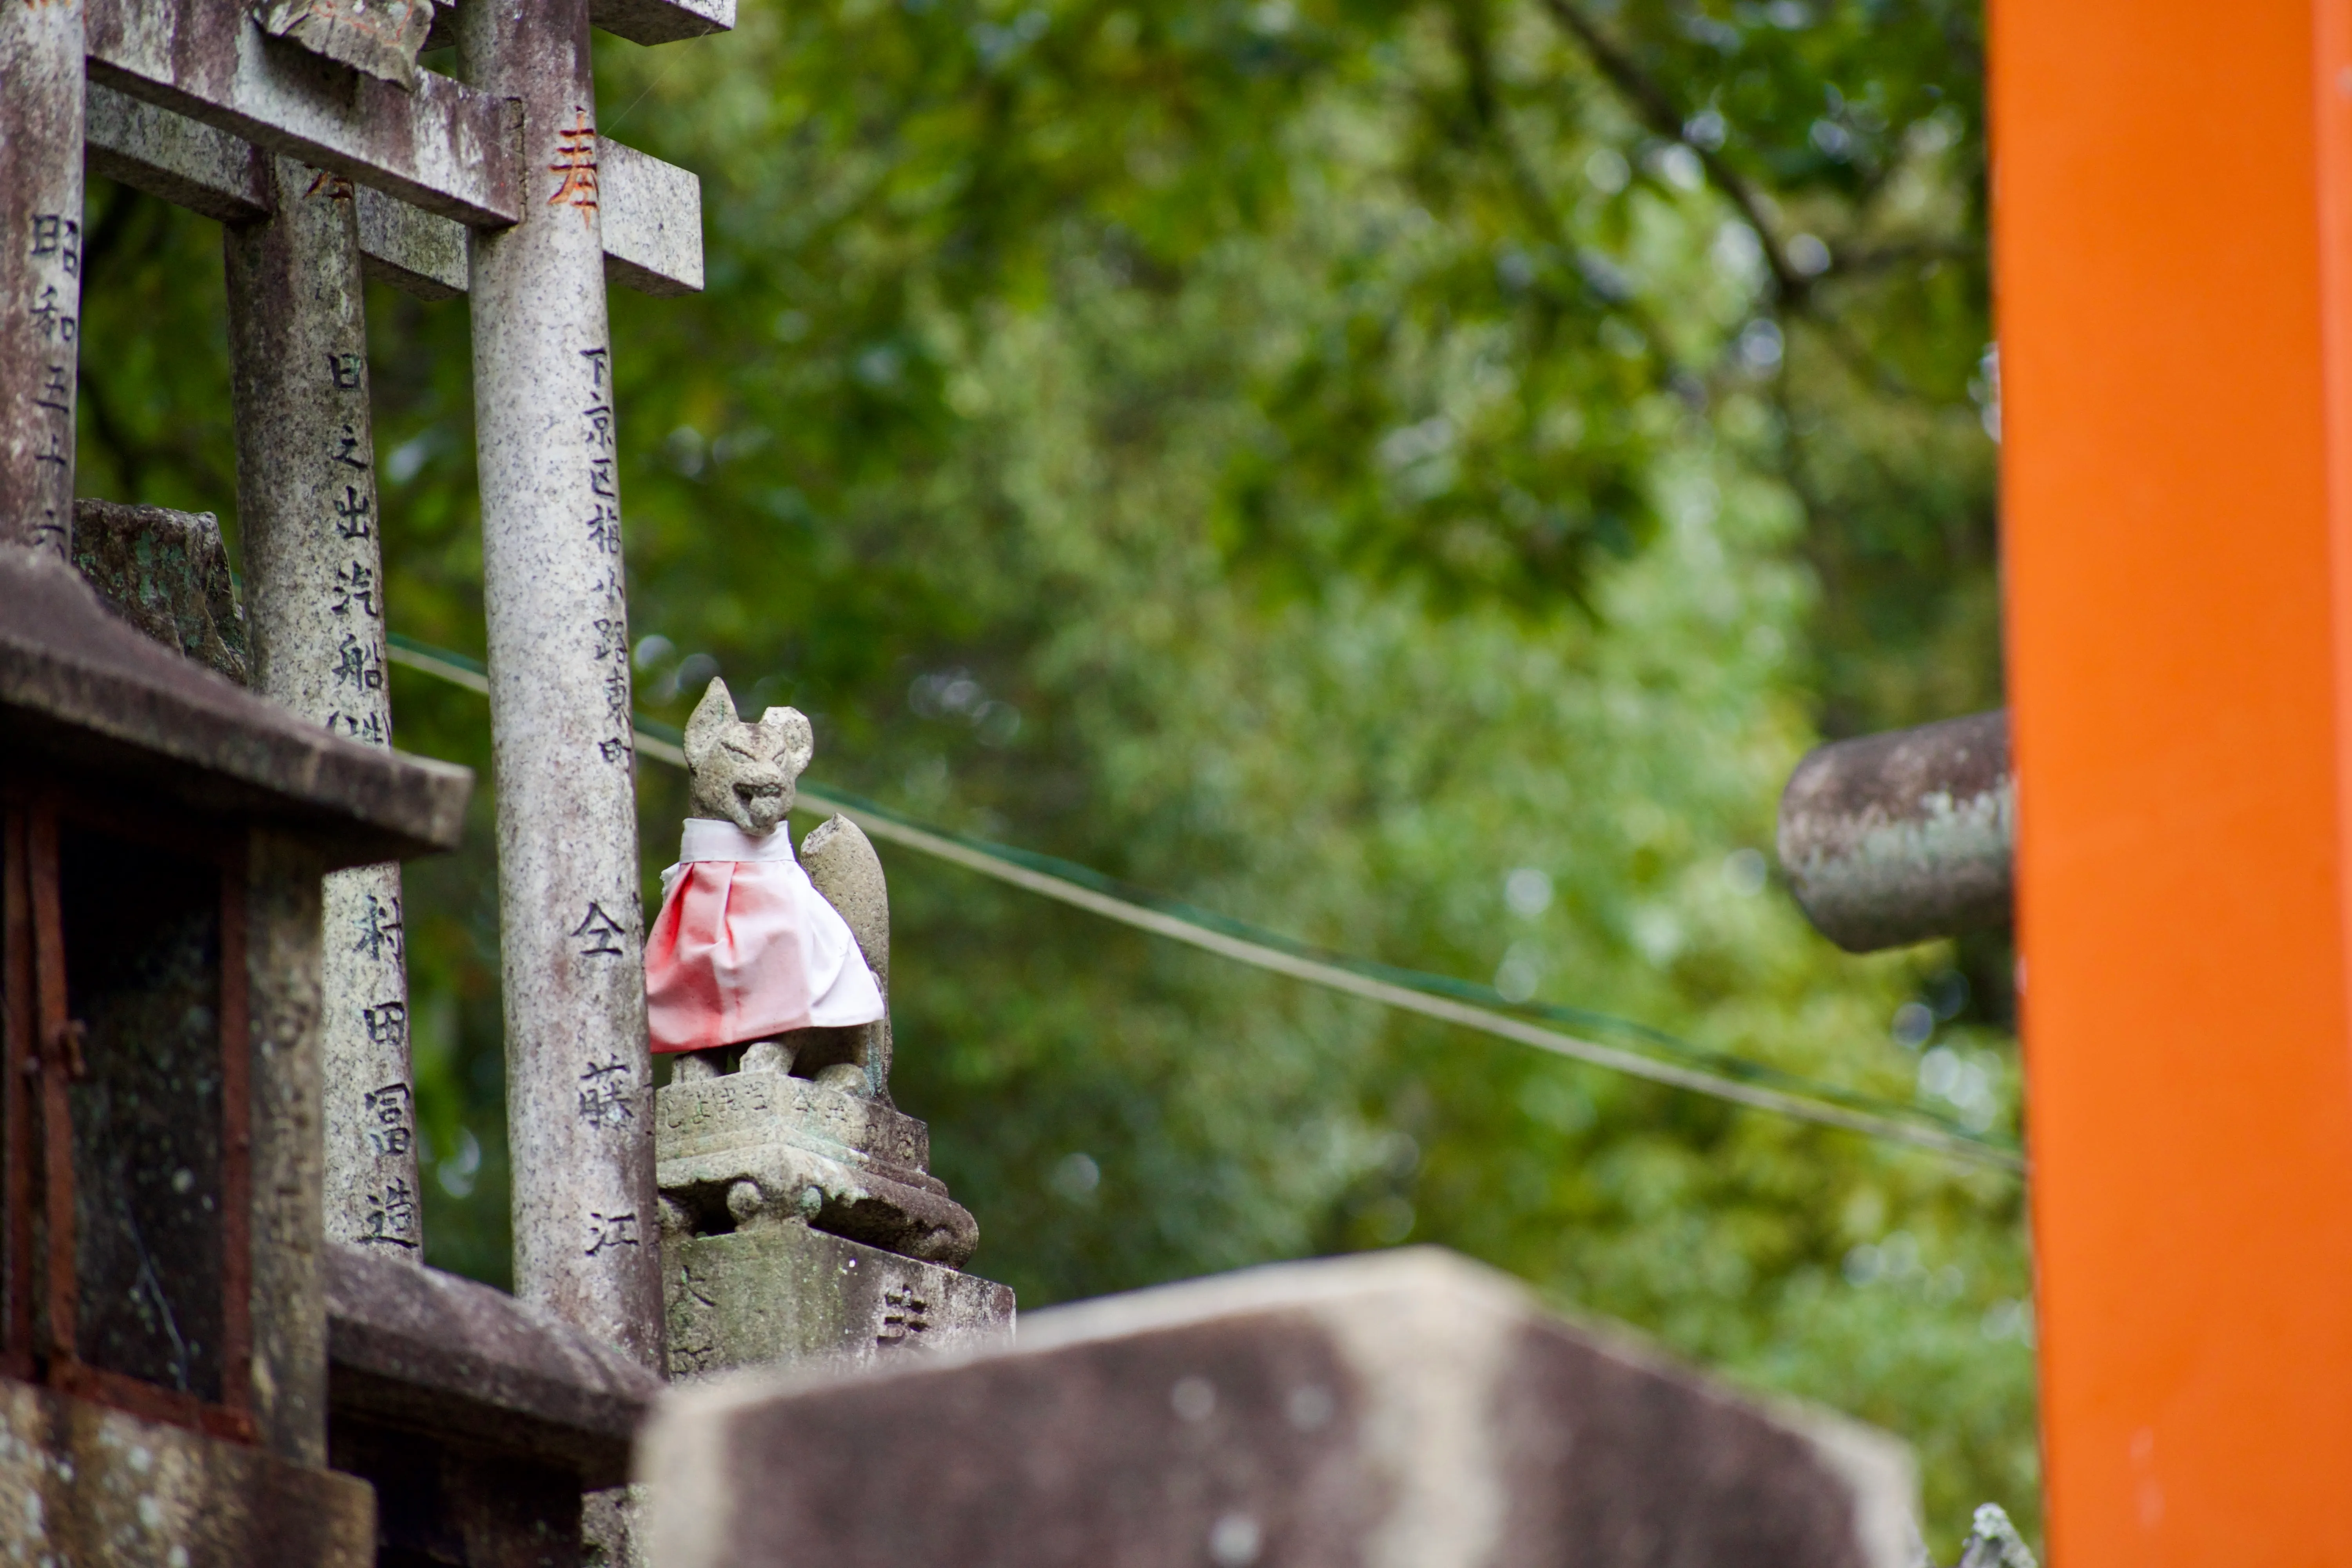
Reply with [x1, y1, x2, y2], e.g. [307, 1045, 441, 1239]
[0, 1381, 374, 1567]
[641, 1246, 1917, 1568]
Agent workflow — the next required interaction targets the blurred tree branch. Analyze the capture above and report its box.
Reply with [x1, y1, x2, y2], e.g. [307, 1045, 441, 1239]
[1535, 0, 1815, 307]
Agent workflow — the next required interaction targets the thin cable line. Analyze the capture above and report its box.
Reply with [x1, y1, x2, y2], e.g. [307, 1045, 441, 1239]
[385, 633, 2024, 1172]
[603, 51, 689, 136]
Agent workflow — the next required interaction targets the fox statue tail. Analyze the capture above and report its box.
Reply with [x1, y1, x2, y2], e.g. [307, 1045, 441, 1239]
[800, 813, 893, 1106]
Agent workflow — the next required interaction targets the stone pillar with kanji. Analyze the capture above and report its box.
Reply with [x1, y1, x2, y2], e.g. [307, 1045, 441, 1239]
[459, 0, 664, 1372]
[0, 0, 85, 558]
[226, 154, 425, 1264]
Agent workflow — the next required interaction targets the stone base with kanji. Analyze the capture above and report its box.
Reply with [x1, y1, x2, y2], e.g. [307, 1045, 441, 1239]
[663, 1221, 1013, 1380]
[656, 1060, 1012, 1376]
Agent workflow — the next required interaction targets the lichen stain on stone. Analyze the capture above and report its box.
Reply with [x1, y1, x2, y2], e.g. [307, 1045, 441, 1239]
[1835, 785, 2011, 873]
[0, 1381, 371, 1564]
[1786, 780, 2013, 950]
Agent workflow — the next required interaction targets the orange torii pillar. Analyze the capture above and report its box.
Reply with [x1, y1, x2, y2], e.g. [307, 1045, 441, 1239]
[1995, 0, 2352, 1557]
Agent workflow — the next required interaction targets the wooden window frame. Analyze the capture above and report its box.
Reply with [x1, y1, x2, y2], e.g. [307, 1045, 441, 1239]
[0, 777, 254, 1444]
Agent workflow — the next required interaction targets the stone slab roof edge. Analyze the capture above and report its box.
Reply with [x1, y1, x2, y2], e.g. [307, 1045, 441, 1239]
[0, 546, 468, 863]
[325, 1245, 662, 1489]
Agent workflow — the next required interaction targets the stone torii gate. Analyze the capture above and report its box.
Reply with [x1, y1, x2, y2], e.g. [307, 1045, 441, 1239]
[0, 0, 723, 1375]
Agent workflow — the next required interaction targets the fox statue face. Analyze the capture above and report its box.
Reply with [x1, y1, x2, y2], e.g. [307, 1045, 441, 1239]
[683, 678, 815, 836]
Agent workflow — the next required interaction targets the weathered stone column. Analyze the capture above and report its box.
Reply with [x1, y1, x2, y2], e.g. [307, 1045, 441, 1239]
[246, 829, 331, 1466]
[0, 0, 84, 556]
[457, 0, 662, 1367]
[226, 157, 425, 1263]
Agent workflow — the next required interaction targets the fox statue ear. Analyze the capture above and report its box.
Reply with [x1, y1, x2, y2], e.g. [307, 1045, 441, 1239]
[683, 678, 737, 770]
[760, 706, 816, 777]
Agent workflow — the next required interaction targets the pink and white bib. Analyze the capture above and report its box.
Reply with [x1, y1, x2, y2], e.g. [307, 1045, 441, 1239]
[644, 818, 884, 1054]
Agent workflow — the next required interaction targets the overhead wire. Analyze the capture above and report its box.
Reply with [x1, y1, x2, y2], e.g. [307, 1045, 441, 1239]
[385, 632, 2025, 1173]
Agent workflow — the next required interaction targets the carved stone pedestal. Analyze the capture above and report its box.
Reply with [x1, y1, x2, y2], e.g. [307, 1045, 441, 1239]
[656, 1066, 1013, 1378]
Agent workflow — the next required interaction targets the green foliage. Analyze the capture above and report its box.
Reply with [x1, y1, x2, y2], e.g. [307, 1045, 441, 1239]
[70, 0, 2022, 1550]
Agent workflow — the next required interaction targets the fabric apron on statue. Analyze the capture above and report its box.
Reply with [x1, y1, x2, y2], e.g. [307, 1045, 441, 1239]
[644, 817, 884, 1054]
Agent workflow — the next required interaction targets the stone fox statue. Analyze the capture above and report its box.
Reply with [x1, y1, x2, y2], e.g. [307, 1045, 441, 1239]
[644, 679, 896, 1101]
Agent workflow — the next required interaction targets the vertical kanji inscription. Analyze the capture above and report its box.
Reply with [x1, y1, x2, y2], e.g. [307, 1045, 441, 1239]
[227, 153, 423, 1260]
[462, 0, 661, 1367]
[550, 107, 600, 220]
[1, 0, 88, 555]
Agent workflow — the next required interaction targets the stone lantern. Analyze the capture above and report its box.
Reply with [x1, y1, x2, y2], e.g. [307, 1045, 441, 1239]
[0, 543, 466, 1559]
